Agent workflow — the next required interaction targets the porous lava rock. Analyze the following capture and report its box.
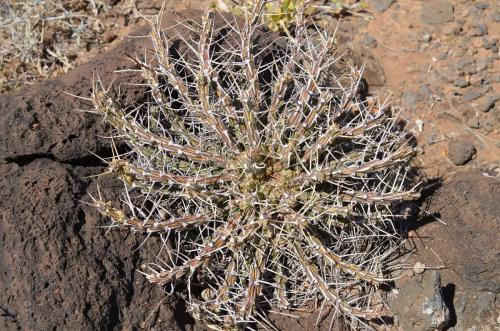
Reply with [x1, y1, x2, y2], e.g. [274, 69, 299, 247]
[0, 11, 204, 331]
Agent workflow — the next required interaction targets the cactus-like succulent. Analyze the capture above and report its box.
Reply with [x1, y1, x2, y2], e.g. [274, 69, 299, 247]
[87, 1, 419, 329]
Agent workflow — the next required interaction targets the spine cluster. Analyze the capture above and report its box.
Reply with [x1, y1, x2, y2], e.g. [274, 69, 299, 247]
[87, 1, 419, 329]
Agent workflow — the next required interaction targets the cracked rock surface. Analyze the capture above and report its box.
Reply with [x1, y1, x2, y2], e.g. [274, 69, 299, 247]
[0, 11, 201, 331]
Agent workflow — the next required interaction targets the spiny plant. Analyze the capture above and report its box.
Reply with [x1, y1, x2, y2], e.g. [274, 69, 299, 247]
[86, 0, 419, 329]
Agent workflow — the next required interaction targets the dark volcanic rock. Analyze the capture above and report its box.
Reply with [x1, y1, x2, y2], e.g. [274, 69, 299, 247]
[0, 33, 147, 165]
[439, 173, 500, 293]
[393, 171, 500, 330]
[0, 160, 182, 330]
[0, 10, 209, 331]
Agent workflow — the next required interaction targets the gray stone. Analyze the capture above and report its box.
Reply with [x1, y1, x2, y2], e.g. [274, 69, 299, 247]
[367, 0, 395, 12]
[391, 271, 450, 330]
[453, 77, 469, 88]
[475, 58, 488, 72]
[419, 84, 432, 100]
[420, 0, 454, 25]
[469, 74, 485, 87]
[487, 55, 499, 67]
[478, 96, 498, 112]
[478, 115, 495, 133]
[467, 115, 481, 129]
[422, 272, 450, 331]
[482, 38, 497, 50]
[463, 88, 483, 102]
[455, 56, 475, 70]
[437, 52, 448, 61]
[474, 2, 489, 10]
[402, 91, 421, 109]
[467, 7, 483, 21]
[480, 85, 491, 96]
[469, 23, 488, 37]
[362, 33, 377, 47]
[492, 11, 500, 23]
[462, 63, 477, 75]
[437, 66, 458, 83]
[443, 23, 462, 35]
[447, 139, 475, 165]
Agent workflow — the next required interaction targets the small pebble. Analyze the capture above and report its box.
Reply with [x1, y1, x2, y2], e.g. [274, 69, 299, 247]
[455, 56, 475, 70]
[102, 30, 117, 43]
[478, 96, 498, 112]
[402, 91, 422, 110]
[437, 67, 457, 83]
[469, 75, 484, 87]
[453, 77, 469, 88]
[416, 119, 424, 132]
[462, 63, 477, 75]
[367, 0, 395, 12]
[478, 115, 494, 133]
[467, 115, 481, 129]
[475, 2, 488, 10]
[480, 85, 491, 95]
[475, 58, 488, 72]
[420, 0, 454, 25]
[492, 11, 500, 23]
[422, 32, 432, 43]
[447, 139, 476, 165]
[437, 53, 448, 61]
[469, 23, 488, 37]
[482, 38, 498, 50]
[463, 88, 483, 102]
[487, 55, 499, 67]
[453, 49, 465, 58]
[414, 262, 426, 274]
[362, 33, 377, 47]
[418, 85, 432, 100]
[443, 23, 462, 36]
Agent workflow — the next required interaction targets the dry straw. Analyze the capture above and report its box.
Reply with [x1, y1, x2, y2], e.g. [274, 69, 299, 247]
[86, 0, 419, 329]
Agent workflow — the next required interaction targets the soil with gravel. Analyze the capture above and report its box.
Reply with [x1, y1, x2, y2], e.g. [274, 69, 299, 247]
[0, 1, 499, 330]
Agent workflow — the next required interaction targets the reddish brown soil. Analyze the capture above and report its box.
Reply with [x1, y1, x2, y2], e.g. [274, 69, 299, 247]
[360, 1, 499, 178]
[0, 1, 498, 330]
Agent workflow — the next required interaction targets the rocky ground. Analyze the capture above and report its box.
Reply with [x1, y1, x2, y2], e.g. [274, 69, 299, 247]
[0, 0, 499, 330]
